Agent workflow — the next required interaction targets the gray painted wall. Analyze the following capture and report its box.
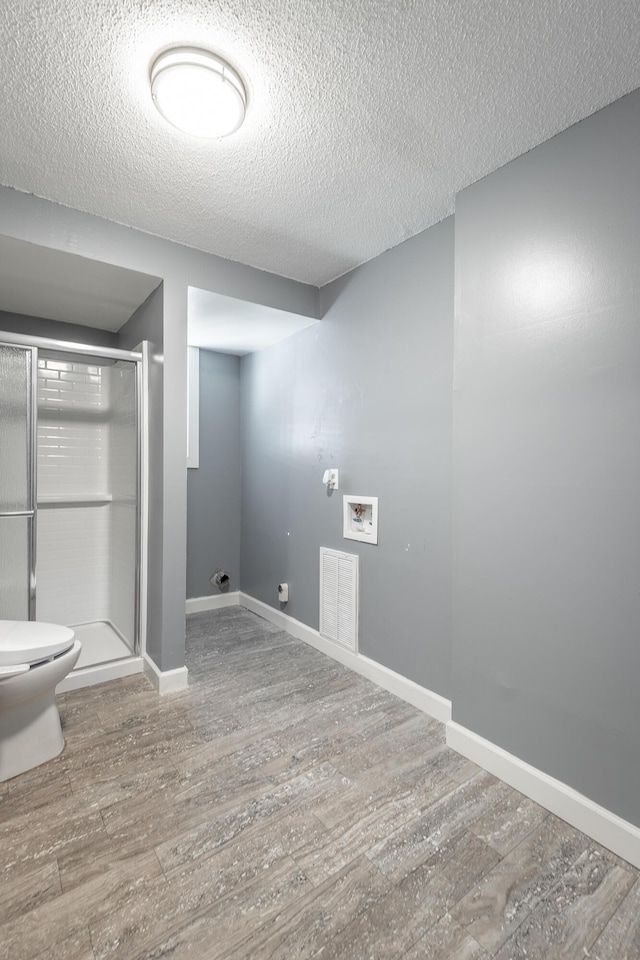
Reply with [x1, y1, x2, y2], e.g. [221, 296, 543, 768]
[453, 88, 640, 825]
[241, 218, 454, 694]
[117, 286, 165, 668]
[187, 349, 241, 598]
[0, 185, 317, 674]
[0, 309, 117, 347]
[117, 284, 163, 352]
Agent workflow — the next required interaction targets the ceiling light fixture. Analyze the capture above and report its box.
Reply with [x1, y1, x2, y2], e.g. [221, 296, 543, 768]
[150, 46, 247, 139]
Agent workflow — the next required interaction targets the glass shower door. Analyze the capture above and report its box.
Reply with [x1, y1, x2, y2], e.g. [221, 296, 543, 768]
[0, 343, 36, 620]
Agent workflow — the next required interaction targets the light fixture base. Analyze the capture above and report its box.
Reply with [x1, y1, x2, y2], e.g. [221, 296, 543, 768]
[150, 46, 247, 139]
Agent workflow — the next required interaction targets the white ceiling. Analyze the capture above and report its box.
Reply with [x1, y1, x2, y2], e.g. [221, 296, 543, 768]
[188, 288, 318, 356]
[1, 1, 639, 287]
[0, 236, 161, 331]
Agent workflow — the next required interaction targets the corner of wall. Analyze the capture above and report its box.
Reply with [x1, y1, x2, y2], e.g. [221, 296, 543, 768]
[143, 652, 188, 695]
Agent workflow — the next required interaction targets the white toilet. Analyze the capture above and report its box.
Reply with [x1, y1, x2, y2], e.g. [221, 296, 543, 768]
[0, 621, 81, 781]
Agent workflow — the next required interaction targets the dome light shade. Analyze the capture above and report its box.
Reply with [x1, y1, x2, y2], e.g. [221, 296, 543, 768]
[150, 47, 246, 138]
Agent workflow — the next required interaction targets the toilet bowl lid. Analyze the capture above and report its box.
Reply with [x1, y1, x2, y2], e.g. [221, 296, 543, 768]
[0, 621, 75, 666]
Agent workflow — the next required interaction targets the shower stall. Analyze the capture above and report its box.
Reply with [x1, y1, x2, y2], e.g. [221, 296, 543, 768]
[0, 334, 145, 689]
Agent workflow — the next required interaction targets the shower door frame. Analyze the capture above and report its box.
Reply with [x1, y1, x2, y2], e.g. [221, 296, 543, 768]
[0, 341, 38, 620]
[0, 331, 145, 658]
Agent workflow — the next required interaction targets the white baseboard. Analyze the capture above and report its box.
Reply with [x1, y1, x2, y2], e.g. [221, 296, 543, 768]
[447, 720, 640, 870]
[239, 593, 451, 724]
[186, 592, 240, 614]
[143, 653, 189, 694]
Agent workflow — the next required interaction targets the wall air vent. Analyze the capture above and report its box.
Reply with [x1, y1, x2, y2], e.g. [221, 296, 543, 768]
[319, 548, 359, 652]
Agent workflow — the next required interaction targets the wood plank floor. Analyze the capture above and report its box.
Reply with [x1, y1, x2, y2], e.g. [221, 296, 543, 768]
[1, 607, 639, 960]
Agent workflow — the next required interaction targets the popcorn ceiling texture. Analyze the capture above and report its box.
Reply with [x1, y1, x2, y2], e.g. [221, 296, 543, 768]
[1, 0, 639, 286]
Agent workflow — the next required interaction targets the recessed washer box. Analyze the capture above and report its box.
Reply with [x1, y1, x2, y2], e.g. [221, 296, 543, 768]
[343, 496, 378, 545]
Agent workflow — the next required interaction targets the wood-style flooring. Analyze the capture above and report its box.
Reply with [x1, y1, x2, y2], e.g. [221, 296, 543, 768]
[1, 607, 639, 959]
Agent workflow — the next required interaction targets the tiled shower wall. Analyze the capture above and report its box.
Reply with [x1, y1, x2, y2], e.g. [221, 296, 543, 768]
[36, 355, 137, 641]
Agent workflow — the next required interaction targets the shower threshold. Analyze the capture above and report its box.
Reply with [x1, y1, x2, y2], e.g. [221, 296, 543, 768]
[72, 620, 132, 669]
[56, 620, 143, 693]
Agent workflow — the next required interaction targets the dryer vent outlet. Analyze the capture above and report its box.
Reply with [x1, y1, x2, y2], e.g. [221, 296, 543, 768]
[211, 569, 230, 591]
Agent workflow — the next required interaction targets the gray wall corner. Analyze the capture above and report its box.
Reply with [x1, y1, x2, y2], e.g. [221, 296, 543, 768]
[240, 215, 454, 697]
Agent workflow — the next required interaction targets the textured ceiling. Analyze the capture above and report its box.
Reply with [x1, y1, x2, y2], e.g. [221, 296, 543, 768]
[1, 1, 639, 287]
